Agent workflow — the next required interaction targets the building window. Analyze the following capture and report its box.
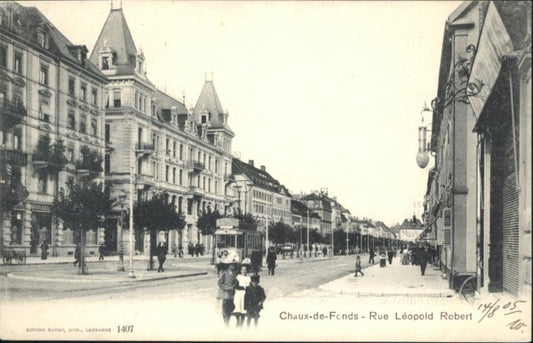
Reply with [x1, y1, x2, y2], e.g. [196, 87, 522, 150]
[79, 114, 86, 133]
[14, 51, 23, 74]
[215, 181, 218, 195]
[66, 145, 74, 162]
[101, 56, 109, 70]
[68, 77, 75, 96]
[80, 83, 87, 101]
[172, 168, 176, 184]
[67, 110, 75, 129]
[105, 154, 110, 173]
[113, 89, 121, 107]
[91, 118, 97, 136]
[37, 30, 47, 49]
[39, 65, 48, 85]
[105, 124, 110, 143]
[91, 88, 97, 106]
[37, 172, 48, 194]
[166, 138, 170, 155]
[39, 98, 50, 122]
[0, 45, 6, 68]
[179, 144, 183, 160]
[215, 159, 219, 173]
[179, 169, 183, 185]
[165, 165, 169, 182]
[172, 141, 177, 158]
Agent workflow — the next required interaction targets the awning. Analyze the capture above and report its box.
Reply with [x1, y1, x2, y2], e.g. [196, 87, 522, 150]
[469, 1, 514, 124]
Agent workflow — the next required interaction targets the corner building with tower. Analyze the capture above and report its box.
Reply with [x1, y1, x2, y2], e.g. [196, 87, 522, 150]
[92, 6, 236, 255]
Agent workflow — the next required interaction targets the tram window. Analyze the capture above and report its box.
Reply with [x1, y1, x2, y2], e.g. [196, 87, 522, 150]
[237, 235, 243, 249]
[216, 234, 235, 248]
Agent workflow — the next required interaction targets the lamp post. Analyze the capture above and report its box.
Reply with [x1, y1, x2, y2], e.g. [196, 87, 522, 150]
[117, 190, 126, 272]
[306, 208, 310, 258]
[127, 136, 153, 279]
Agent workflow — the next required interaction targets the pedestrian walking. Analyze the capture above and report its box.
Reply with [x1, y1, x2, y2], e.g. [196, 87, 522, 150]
[73, 243, 81, 266]
[156, 241, 167, 272]
[379, 250, 387, 267]
[266, 247, 277, 275]
[188, 243, 194, 257]
[369, 248, 375, 264]
[195, 243, 200, 258]
[419, 247, 429, 276]
[250, 248, 262, 275]
[244, 274, 266, 328]
[401, 247, 409, 265]
[217, 260, 238, 326]
[387, 248, 394, 265]
[178, 245, 183, 258]
[40, 240, 49, 260]
[353, 255, 364, 277]
[303, 244, 307, 257]
[98, 243, 105, 261]
[173, 244, 177, 258]
[233, 262, 251, 328]
[322, 246, 327, 258]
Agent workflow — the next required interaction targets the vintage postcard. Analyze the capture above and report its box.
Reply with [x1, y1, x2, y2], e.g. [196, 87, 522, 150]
[0, 0, 531, 341]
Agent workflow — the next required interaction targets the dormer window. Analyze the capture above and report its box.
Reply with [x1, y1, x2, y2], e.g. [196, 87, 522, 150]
[101, 56, 109, 70]
[37, 30, 48, 49]
[201, 115, 207, 124]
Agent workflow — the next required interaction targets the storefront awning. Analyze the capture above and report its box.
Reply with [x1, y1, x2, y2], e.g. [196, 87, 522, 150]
[469, 2, 514, 125]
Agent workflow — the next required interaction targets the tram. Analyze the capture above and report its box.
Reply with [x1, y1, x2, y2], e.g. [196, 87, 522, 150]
[214, 217, 264, 264]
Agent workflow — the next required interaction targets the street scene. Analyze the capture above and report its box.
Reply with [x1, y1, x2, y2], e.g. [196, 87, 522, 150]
[0, 0, 531, 341]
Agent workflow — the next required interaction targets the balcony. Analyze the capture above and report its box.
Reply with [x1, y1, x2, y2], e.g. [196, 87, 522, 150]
[0, 148, 27, 167]
[186, 160, 205, 173]
[188, 186, 204, 197]
[0, 99, 27, 131]
[137, 142, 154, 152]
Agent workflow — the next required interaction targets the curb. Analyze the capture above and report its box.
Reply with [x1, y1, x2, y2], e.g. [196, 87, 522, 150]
[6, 270, 208, 284]
[4, 257, 211, 267]
[317, 285, 457, 298]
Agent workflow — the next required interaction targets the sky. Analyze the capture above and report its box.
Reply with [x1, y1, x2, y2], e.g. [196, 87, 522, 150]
[25, 0, 461, 227]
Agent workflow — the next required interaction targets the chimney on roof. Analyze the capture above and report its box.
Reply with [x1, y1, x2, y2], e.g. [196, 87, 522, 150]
[260, 165, 265, 171]
[248, 160, 254, 167]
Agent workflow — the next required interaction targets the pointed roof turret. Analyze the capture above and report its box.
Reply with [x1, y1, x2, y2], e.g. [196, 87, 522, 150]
[193, 80, 233, 134]
[89, 8, 137, 69]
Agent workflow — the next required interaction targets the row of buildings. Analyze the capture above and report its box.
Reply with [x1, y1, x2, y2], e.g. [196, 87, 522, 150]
[418, 1, 531, 298]
[0, 1, 412, 258]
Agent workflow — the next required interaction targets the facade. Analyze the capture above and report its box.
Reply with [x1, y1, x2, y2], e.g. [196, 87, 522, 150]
[398, 217, 424, 243]
[290, 199, 320, 245]
[0, 1, 108, 256]
[231, 158, 292, 232]
[470, 1, 531, 297]
[91, 7, 234, 254]
[299, 191, 332, 237]
[428, 1, 484, 290]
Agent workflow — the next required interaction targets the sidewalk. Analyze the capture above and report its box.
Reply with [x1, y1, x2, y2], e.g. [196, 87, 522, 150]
[6, 258, 208, 283]
[10, 253, 211, 266]
[319, 259, 454, 297]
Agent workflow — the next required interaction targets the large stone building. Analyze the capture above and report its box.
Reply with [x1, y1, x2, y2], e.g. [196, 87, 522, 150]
[298, 191, 332, 237]
[398, 216, 424, 243]
[0, 1, 108, 256]
[231, 158, 292, 235]
[90, 6, 235, 254]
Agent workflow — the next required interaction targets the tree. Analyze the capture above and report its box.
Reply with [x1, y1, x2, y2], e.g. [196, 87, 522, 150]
[268, 221, 293, 245]
[309, 228, 324, 245]
[52, 179, 111, 274]
[133, 193, 186, 270]
[196, 209, 222, 264]
[232, 210, 258, 231]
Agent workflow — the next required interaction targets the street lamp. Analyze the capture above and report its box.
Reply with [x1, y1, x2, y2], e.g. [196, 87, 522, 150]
[127, 134, 153, 279]
[117, 190, 126, 272]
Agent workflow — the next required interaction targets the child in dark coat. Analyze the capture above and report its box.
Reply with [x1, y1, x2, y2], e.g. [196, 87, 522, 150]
[244, 274, 266, 327]
[353, 255, 364, 276]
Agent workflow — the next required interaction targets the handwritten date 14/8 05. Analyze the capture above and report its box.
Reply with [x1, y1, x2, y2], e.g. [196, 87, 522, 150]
[117, 325, 134, 333]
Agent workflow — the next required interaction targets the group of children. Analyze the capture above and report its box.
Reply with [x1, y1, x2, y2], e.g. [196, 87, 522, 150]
[217, 260, 266, 328]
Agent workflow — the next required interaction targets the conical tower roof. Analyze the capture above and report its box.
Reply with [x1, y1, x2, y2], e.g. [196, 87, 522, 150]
[193, 80, 233, 133]
[89, 8, 137, 68]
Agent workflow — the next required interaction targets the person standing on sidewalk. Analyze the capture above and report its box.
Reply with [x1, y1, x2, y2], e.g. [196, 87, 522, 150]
[98, 243, 105, 261]
[217, 261, 238, 326]
[40, 240, 49, 260]
[353, 255, 364, 277]
[156, 241, 167, 272]
[233, 263, 251, 328]
[419, 247, 429, 275]
[368, 248, 375, 264]
[266, 247, 277, 275]
[250, 248, 261, 275]
[387, 248, 394, 265]
[244, 274, 266, 328]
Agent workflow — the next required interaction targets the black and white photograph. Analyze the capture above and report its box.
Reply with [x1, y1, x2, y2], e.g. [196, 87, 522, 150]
[0, 0, 531, 341]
